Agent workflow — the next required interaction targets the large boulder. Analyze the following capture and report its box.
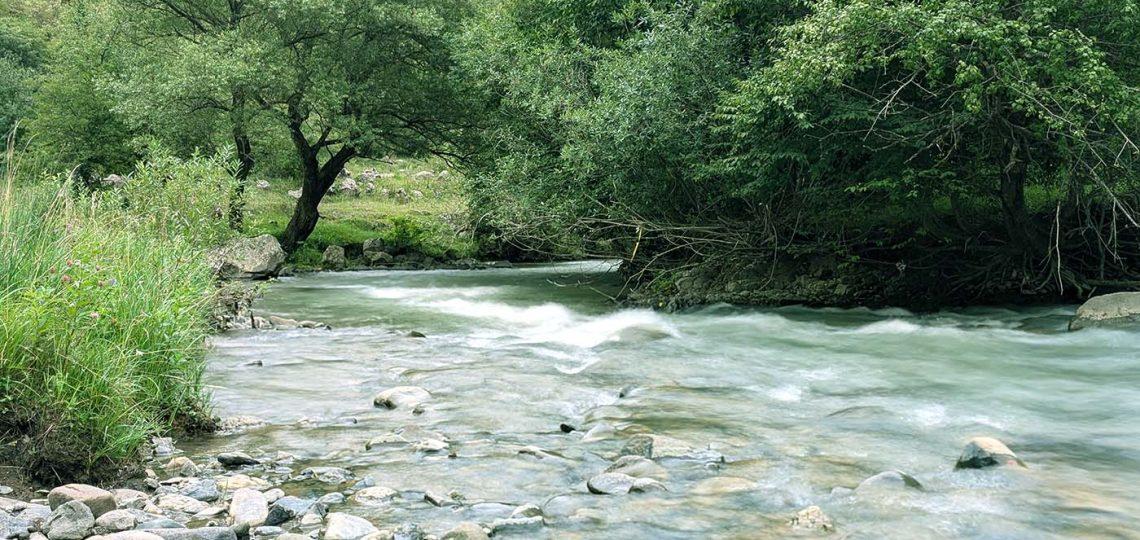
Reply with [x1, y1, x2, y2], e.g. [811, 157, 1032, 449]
[955, 437, 1026, 470]
[44, 501, 94, 540]
[1070, 292, 1140, 330]
[321, 246, 347, 270]
[210, 235, 286, 280]
[48, 485, 116, 518]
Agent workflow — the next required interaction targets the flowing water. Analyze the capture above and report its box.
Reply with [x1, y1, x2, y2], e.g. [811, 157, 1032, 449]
[193, 262, 1140, 538]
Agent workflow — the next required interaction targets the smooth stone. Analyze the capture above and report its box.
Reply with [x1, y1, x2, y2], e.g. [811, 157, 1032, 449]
[691, 476, 755, 496]
[440, 522, 487, 540]
[510, 504, 542, 519]
[135, 519, 184, 530]
[164, 458, 199, 477]
[44, 501, 94, 540]
[262, 490, 284, 504]
[48, 485, 116, 518]
[252, 526, 285, 537]
[1070, 292, 1140, 330]
[229, 489, 268, 528]
[218, 453, 260, 469]
[156, 494, 210, 514]
[95, 510, 138, 533]
[350, 488, 396, 507]
[372, 387, 431, 410]
[855, 470, 923, 492]
[604, 456, 668, 481]
[179, 479, 221, 502]
[316, 494, 345, 505]
[265, 497, 316, 527]
[217, 476, 271, 491]
[586, 473, 663, 495]
[193, 507, 227, 520]
[142, 527, 237, 540]
[790, 505, 834, 532]
[299, 468, 354, 485]
[955, 437, 1026, 470]
[618, 435, 654, 458]
[322, 513, 377, 540]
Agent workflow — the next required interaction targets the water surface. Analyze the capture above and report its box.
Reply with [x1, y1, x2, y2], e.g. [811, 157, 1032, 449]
[195, 262, 1140, 538]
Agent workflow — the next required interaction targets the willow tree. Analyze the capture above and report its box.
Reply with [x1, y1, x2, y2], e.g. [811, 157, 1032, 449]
[112, 0, 473, 247]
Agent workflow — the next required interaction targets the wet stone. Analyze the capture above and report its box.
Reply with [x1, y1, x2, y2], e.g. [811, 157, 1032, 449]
[265, 497, 318, 527]
[299, 468, 354, 485]
[218, 453, 260, 469]
[790, 505, 834, 533]
[855, 470, 923, 492]
[955, 437, 1026, 470]
[619, 435, 654, 459]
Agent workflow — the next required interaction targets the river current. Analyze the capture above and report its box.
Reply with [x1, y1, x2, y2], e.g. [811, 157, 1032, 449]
[195, 262, 1140, 538]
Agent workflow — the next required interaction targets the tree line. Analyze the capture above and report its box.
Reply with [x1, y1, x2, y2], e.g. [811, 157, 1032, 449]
[4, 0, 1138, 304]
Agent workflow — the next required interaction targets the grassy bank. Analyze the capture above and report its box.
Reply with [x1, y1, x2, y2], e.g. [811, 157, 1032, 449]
[244, 157, 479, 269]
[0, 148, 226, 483]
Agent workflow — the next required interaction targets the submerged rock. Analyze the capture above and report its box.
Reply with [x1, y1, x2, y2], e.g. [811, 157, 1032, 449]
[789, 505, 834, 533]
[586, 473, 665, 495]
[350, 487, 397, 506]
[488, 516, 542, 535]
[440, 522, 487, 540]
[1070, 292, 1140, 330]
[48, 485, 116, 518]
[372, 387, 431, 410]
[580, 423, 614, 442]
[855, 470, 923, 492]
[955, 437, 1026, 470]
[691, 476, 755, 496]
[604, 456, 668, 481]
[619, 435, 654, 459]
[298, 467, 354, 485]
[322, 513, 377, 540]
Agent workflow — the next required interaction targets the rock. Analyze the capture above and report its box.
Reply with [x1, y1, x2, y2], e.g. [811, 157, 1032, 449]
[276, 535, 309, 540]
[100, 532, 166, 540]
[164, 457, 199, 477]
[252, 526, 284, 537]
[217, 475, 271, 491]
[372, 387, 431, 410]
[111, 490, 148, 511]
[179, 479, 221, 502]
[510, 504, 542, 519]
[229, 489, 268, 529]
[692, 476, 755, 496]
[604, 455, 667, 481]
[316, 493, 344, 505]
[488, 517, 542, 535]
[262, 490, 284, 504]
[1, 509, 32, 540]
[287, 190, 302, 200]
[855, 470, 923, 492]
[321, 246, 347, 270]
[135, 518, 183, 530]
[440, 522, 487, 540]
[364, 251, 393, 265]
[337, 179, 359, 197]
[790, 505, 834, 532]
[94, 510, 138, 533]
[0, 487, 10, 496]
[298, 468, 354, 485]
[142, 527, 237, 540]
[390, 522, 423, 540]
[102, 174, 127, 189]
[349, 488, 396, 507]
[955, 437, 1026, 470]
[586, 473, 665, 495]
[365, 426, 448, 453]
[156, 494, 210, 514]
[210, 235, 287, 280]
[48, 485, 116, 518]
[255, 180, 270, 190]
[1070, 292, 1140, 330]
[218, 453, 260, 468]
[265, 497, 317, 527]
[322, 513, 377, 540]
[619, 435, 654, 458]
[193, 506, 227, 519]
[44, 501, 94, 540]
[216, 416, 268, 435]
[404, 331, 426, 339]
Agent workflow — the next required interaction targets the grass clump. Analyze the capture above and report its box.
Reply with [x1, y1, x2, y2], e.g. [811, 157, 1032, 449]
[244, 157, 477, 269]
[0, 142, 230, 483]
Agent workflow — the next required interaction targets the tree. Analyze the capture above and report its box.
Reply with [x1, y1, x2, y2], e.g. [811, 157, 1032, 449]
[110, 0, 474, 246]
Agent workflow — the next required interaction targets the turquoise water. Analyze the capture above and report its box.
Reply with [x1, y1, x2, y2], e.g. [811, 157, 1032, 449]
[195, 262, 1140, 538]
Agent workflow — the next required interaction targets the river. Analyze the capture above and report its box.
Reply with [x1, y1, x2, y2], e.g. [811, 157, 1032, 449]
[193, 261, 1140, 538]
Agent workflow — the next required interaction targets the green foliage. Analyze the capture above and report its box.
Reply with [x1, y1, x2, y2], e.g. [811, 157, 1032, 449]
[0, 150, 228, 480]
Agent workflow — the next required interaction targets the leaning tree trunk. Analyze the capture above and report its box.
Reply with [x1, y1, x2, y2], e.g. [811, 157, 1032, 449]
[280, 142, 356, 253]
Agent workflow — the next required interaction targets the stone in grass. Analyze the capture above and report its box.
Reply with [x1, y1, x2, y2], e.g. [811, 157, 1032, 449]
[955, 437, 1027, 470]
[44, 500, 94, 540]
[322, 513, 377, 540]
[48, 485, 116, 518]
[372, 387, 431, 410]
[789, 506, 834, 533]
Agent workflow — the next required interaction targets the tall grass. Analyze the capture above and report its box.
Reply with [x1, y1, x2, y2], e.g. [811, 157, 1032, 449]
[0, 134, 232, 482]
